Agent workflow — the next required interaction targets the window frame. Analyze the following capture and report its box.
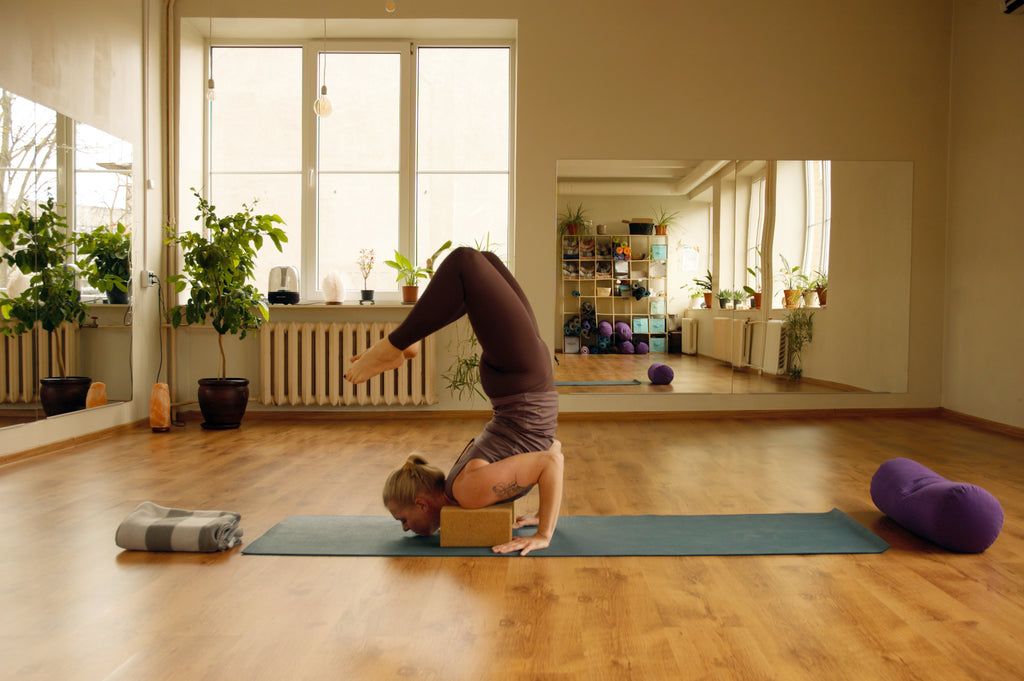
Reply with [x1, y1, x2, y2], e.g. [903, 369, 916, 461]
[201, 37, 516, 303]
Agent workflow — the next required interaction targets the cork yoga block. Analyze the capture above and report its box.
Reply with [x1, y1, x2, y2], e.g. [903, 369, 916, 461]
[440, 501, 517, 547]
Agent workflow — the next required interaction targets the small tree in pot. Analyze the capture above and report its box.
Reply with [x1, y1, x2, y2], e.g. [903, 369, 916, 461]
[78, 222, 131, 304]
[166, 190, 286, 429]
[0, 197, 92, 415]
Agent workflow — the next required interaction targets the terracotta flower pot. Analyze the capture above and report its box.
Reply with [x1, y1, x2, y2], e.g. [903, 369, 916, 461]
[816, 288, 827, 306]
[401, 285, 419, 304]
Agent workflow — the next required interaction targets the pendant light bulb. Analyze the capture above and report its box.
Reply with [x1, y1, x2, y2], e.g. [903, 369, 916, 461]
[206, 77, 216, 102]
[314, 84, 333, 118]
[386, 1, 396, 12]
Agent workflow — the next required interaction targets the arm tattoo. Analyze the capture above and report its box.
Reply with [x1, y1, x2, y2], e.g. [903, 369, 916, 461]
[493, 478, 529, 500]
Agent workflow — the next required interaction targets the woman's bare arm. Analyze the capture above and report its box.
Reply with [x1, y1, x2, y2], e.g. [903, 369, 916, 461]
[451, 440, 563, 556]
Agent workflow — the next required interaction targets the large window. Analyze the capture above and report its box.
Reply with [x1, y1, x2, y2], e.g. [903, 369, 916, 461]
[204, 42, 513, 301]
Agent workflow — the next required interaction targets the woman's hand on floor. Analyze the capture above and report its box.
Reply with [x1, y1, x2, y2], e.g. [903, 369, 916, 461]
[492, 532, 552, 557]
[512, 515, 539, 528]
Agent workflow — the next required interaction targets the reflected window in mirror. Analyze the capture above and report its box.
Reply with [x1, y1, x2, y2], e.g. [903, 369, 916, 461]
[73, 122, 133, 302]
[768, 160, 831, 308]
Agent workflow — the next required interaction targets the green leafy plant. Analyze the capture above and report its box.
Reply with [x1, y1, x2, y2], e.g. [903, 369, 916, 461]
[652, 206, 680, 228]
[0, 197, 89, 378]
[385, 251, 431, 287]
[810, 270, 828, 291]
[425, 240, 453, 275]
[783, 307, 815, 379]
[165, 189, 287, 379]
[77, 222, 130, 296]
[693, 269, 713, 293]
[778, 254, 808, 290]
[557, 202, 589, 235]
[742, 246, 762, 297]
[443, 318, 485, 401]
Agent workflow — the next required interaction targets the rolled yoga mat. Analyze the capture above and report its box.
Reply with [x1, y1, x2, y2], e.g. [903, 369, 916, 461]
[242, 508, 887, 557]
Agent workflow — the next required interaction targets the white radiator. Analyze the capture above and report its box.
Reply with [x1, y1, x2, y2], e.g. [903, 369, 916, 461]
[0, 322, 80, 403]
[711, 317, 750, 367]
[748, 320, 788, 375]
[678, 318, 697, 355]
[259, 322, 438, 407]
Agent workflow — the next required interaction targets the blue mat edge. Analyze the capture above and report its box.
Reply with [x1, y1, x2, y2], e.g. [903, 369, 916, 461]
[242, 508, 889, 558]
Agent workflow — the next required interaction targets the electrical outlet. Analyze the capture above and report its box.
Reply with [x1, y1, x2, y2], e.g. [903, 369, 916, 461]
[141, 270, 157, 288]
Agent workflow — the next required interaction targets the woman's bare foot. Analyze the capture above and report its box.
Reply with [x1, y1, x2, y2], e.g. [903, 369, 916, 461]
[345, 338, 418, 383]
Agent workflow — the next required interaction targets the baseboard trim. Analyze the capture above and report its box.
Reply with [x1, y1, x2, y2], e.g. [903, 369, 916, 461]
[938, 408, 1024, 440]
[0, 418, 150, 469]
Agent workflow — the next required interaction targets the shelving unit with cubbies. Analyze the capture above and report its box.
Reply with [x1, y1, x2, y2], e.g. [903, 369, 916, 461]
[559, 232, 669, 354]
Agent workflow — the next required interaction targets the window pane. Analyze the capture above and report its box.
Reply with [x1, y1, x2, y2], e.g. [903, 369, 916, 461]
[416, 47, 511, 264]
[0, 90, 58, 212]
[318, 173, 399, 293]
[416, 173, 508, 262]
[210, 173, 302, 296]
[319, 53, 400, 172]
[417, 47, 510, 172]
[75, 122, 132, 232]
[210, 47, 302, 172]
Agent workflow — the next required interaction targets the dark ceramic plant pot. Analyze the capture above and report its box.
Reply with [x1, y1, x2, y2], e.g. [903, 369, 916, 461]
[360, 289, 375, 306]
[106, 287, 129, 305]
[197, 377, 249, 430]
[39, 377, 92, 417]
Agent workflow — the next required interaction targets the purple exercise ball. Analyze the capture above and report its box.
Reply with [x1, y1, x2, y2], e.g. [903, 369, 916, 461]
[648, 363, 674, 385]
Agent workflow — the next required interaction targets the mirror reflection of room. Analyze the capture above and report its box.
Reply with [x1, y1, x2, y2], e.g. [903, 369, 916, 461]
[555, 159, 911, 396]
[0, 87, 133, 426]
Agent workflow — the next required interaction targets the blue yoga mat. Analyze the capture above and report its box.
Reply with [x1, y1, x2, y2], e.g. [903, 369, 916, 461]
[242, 508, 887, 557]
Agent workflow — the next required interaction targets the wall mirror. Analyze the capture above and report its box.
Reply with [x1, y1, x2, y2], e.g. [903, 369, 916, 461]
[0, 87, 133, 426]
[555, 159, 912, 396]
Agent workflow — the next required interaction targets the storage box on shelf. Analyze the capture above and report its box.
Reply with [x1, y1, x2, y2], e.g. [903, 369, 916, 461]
[560, 233, 669, 354]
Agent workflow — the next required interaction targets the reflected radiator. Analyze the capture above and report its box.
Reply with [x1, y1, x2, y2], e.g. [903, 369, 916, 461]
[0, 322, 79, 403]
[259, 322, 438, 406]
[748, 320, 788, 375]
[678, 318, 697, 355]
[711, 317, 750, 367]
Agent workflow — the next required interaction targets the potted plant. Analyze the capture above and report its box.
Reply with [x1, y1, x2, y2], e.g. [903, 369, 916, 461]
[357, 248, 375, 305]
[783, 308, 814, 379]
[811, 270, 828, 306]
[652, 206, 679, 236]
[558, 202, 589, 236]
[693, 269, 713, 308]
[385, 250, 431, 304]
[778, 255, 807, 308]
[77, 222, 131, 304]
[0, 198, 92, 416]
[717, 289, 732, 309]
[165, 189, 287, 429]
[424, 240, 453, 277]
[742, 246, 763, 309]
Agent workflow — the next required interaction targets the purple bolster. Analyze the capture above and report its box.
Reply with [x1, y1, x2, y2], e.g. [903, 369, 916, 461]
[870, 457, 1003, 553]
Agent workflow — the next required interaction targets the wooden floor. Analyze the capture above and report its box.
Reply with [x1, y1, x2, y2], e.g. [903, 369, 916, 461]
[554, 352, 863, 394]
[2, 413, 1023, 681]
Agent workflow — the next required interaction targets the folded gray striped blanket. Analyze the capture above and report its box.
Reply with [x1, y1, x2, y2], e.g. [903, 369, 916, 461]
[115, 501, 243, 552]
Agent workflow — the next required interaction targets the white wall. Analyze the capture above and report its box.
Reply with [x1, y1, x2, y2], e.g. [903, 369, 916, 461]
[944, 0, 1024, 429]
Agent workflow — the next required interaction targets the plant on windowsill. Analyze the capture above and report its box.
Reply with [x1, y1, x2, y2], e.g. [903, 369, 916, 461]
[165, 189, 287, 429]
[693, 269, 714, 308]
[357, 248, 375, 305]
[386, 250, 431, 304]
[716, 289, 732, 309]
[558, 202, 590, 236]
[0, 197, 92, 416]
[742, 246, 763, 309]
[810, 270, 828, 306]
[778, 254, 808, 308]
[77, 222, 131, 305]
[783, 307, 814, 379]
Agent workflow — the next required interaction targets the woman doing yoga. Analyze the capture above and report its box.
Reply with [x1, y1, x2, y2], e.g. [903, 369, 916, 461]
[344, 247, 562, 556]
